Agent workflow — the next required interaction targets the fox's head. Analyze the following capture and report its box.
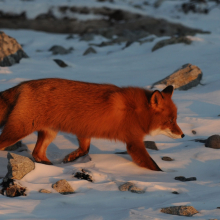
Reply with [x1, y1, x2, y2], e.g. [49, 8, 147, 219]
[148, 85, 184, 139]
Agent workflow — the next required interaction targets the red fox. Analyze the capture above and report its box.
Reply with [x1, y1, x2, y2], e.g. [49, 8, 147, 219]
[0, 78, 184, 171]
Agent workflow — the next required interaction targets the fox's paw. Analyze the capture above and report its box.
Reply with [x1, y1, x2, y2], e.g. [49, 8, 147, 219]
[63, 154, 77, 163]
[33, 156, 53, 165]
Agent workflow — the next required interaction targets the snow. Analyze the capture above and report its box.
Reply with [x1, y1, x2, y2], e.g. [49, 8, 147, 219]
[0, 0, 220, 219]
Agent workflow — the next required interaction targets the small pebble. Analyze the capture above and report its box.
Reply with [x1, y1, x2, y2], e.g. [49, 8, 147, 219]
[172, 191, 179, 194]
[162, 156, 174, 161]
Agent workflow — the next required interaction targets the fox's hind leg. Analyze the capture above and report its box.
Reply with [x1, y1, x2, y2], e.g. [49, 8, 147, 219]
[126, 141, 162, 171]
[63, 137, 91, 163]
[32, 128, 58, 165]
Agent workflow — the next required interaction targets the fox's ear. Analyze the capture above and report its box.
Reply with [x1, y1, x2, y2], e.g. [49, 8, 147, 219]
[162, 85, 174, 98]
[150, 90, 163, 108]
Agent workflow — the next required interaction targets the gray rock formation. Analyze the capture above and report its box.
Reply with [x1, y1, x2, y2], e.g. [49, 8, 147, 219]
[119, 182, 145, 194]
[0, 31, 28, 66]
[52, 179, 74, 195]
[152, 63, 202, 90]
[5, 153, 35, 180]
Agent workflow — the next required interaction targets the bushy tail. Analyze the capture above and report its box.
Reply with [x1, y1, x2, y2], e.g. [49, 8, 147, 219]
[0, 85, 20, 127]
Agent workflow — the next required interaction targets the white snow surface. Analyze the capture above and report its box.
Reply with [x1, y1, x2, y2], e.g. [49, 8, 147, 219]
[0, 0, 220, 219]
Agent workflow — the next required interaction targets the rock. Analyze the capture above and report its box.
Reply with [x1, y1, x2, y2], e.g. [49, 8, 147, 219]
[53, 59, 68, 68]
[52, 179, 74, 195]
[74, 169, 93, 182]
[119, 182, 134, 192]
[192, 130, 197, 135]
[80, 33, 95, 41]
[161, 206, 199, 217]
[144, 141, 158, 150]
[4, 141, 22, 151]
[162, 156, 174, 161]
[0, 179, 26, 197]
[152, 36, 192, 52]
[152, 63, 202, 90]
[119, 182, 145, 193]
[83, 47, 97, 56]
[129, 185, 145, 194]
[175, 176, 197, 182]
[5, 153, 35, 180]
[0, 31, 28, 66]
[39, 189, 51, 194]
[205, 135, 220, 149]
[172, 191, 179, 194]
[49, 45, 73, 55]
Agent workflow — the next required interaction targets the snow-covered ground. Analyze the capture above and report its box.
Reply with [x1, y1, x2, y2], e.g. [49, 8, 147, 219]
[0, 0, 220, 219]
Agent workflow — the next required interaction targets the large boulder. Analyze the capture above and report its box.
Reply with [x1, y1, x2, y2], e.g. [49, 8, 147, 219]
[5, 153, 35, 180]
[152, 63, 202, 90]
[0, 31, 28, 66]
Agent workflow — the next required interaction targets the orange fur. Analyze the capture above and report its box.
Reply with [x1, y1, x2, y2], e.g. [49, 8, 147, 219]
[0, 78, 184, 170]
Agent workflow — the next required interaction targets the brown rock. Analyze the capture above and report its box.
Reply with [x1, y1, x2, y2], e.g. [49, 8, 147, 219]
[152, 63, 202, 90]
[52, 179, 74, 195]
[39, 189, 51, 194]
[205, 135, 220, 149]
[161, 206, 199, 216]
[0, 31, 28, 66]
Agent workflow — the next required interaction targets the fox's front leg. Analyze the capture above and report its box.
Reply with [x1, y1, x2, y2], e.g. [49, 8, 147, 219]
[126, 141, 162, 171]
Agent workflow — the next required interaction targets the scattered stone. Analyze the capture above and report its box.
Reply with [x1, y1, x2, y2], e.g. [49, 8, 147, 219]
[161, 206, 199, 217]
[119, 182, 135, 192]
[0, 178, 26, 197]
[192, 130, 197, 135]
[175, 176, 197, 182]
[162, 156, 174, 161]
[53, 59, 68, 68]
[74, 169, 93, 182]
[5, 153, 35, 180]
[4, 141, 22, 151]
[52, 179, 74, 195]
[181, 2, 209, 14]
[172, 191, 179, 194]
[83, 47, 97, 56]
[119, 182, 145, 193]
[152, 36, 192, 52]
[66, 34, 74, 40]
[205, 135, 220, 149]
[152, 63, 203, 90]
[49, 45, 73, 55]
[0, 31, 28, 66]
[129, 185, 145, 194]
[80, 33, 95, 41]
[144, 141, 158, 150]
[39, 189, 51, 194]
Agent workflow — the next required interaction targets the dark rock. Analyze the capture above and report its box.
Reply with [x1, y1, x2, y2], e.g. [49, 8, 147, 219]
[152, 36, 192, 52]
[49, 45, 73, 55]
[80, 33, 95, 41]
[175, 176, 197, 182]
[53, 59, 68, 68]
[152, 63, 202, 90]
[119, 182, 145, 193]
[205, 135, 220, 149]
[5, 153, 35, 180]
[0, 31, 28, 67]
[181, 2, 209, 14]
[162, 156, 174, 161]
[144, 141, 158, 150]
[52, 179, 74, 195]
[83, 47, 97, 56]
[74, 169, 93, 182]
[161, 206, 199, 216]
[4, 141, 22, 151]
[192, 130, 197, 135]
[66, 34, 74, 40]
[172, 191, 179, 194]
[0, 178, 26, 197]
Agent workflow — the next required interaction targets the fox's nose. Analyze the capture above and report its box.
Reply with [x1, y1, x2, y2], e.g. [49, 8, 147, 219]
[181, 134, 185, 138]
